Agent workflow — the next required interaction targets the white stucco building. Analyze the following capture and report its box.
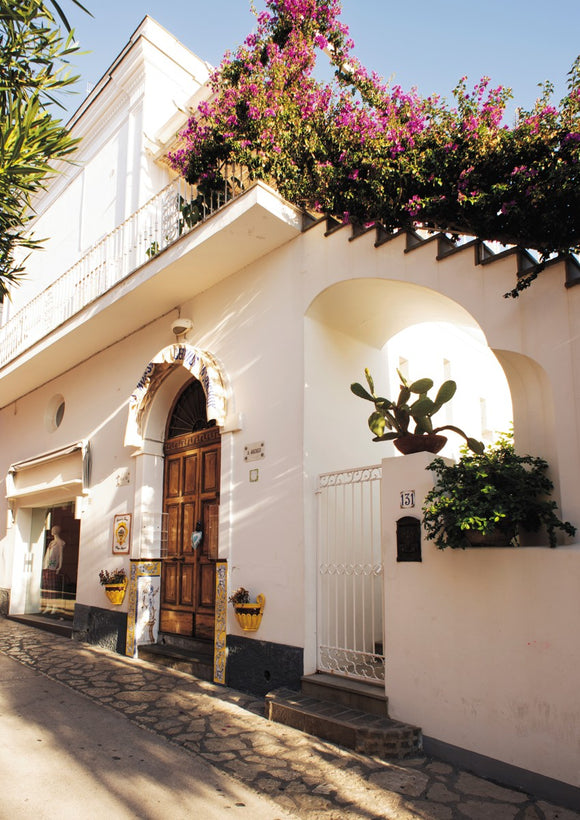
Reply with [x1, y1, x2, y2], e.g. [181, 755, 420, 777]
[1, 16, 579, 810]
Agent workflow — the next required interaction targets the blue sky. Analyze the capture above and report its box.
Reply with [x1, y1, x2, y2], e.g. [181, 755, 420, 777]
[61, 1, 580, 122]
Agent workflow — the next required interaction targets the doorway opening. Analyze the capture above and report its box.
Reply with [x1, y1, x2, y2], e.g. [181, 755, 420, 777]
[39, 503, 80, 621]
[160, 379, 221, 641]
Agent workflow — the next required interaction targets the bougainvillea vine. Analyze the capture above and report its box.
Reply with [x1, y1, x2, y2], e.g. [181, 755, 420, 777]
[169, 0, 580, 296]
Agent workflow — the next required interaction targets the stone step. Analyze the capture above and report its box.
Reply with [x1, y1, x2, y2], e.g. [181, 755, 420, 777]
[157, 632, 212, 654]
[9, 613, 73, 639]
[265, 687, 422, 760]
[138, 641, 214, 682]
[301, 672, 389, 716]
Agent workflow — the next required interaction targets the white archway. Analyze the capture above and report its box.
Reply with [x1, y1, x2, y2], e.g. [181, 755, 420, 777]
[302, 276, 521, 681]
[304, 277, 518, 476]
[124, 343, 228, 449]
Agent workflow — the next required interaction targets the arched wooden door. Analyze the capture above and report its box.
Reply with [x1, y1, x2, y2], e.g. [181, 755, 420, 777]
[160, 381, 220, 640]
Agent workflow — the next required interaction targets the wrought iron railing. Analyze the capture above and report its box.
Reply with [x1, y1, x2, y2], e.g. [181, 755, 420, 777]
[317, 465, 385, 682]
[0, 168, 248, 369]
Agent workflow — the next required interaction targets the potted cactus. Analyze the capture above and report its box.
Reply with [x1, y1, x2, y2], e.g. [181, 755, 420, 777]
[351, 368, 484, 455]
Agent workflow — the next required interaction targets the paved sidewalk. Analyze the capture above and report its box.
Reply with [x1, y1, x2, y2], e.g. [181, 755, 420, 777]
[0, 618, 578, 820]
[0, 651, 295, 820]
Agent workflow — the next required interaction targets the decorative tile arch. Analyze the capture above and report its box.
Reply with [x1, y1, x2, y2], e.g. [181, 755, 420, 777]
[125, 344, 227, 448]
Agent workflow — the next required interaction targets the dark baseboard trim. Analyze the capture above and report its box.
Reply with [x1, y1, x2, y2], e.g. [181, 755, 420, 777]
[423, 735, 580, 812]
[72, 603, 127, 654]
[226, 634, 303, 697]
[0, 587, 10, 617]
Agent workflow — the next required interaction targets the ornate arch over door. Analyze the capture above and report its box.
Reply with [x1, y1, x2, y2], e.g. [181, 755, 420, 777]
[125, 344, 228, 448]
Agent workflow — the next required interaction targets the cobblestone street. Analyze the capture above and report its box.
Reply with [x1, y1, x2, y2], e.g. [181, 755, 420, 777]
[0, 618, 578, 820]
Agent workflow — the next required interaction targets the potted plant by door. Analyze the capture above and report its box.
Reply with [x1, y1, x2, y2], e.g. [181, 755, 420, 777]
[229, 587, 266, 631]
[422, 433, 576, 549]
[99, 568, 128, 605]
[351, 368, 484, 455]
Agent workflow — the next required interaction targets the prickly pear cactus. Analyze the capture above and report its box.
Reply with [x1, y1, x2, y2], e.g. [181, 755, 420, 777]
[350, 369, 484, 454]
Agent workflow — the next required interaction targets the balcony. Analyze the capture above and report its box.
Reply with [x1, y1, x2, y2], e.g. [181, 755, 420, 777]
[0, 176, 302, 406]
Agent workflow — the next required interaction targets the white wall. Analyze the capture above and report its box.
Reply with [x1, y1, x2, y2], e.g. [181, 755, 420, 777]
[183, 250, 306, 648]
[298, 223, 580, 787]
[384, 321, 513, 460]
[382, 453, 580, 788]
[5, 17, 208, 321]
[1, 17, 580, 789]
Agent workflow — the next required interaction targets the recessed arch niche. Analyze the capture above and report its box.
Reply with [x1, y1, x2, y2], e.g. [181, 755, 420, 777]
[304, 277, 556, 477]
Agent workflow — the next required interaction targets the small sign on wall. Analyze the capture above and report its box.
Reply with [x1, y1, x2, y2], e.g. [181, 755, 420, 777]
[112, 513, 131, 554]
[400, 490, 416, 509]
[244, 442, 265, 462]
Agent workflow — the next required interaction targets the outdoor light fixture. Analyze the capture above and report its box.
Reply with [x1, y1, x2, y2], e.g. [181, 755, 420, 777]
[171, 318, 193, 337]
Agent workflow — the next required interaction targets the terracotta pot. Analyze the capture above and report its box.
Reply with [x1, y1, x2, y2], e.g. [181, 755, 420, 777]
[233, 593, 265, 632]
[464, 527, 515, 547]
[104, 582, 127, 605]
[394, 433, 447, 455]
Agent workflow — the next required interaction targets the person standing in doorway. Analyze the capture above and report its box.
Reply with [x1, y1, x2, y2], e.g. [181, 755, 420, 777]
[42, 526, 65, 615]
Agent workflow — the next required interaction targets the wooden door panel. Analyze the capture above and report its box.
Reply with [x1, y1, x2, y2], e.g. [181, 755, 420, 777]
[161, 609, 193, 635]
[201, 448, 219, 494]
[195, 612, 215, 640]
[166, 505, 181, 557]
[162, 563, 179, 605]
[161, 427, 220, 638]
[204, 503, 219, 560]
[180, 563, 195, 607]
[183, 453, 198, 496]
[199, 563, 216, 608]
[182, 502, 196, 554]
[166, 458, 181, 497]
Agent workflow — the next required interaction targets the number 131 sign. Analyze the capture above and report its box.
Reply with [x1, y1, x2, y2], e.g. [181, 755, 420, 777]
[400, 490, 416, 509]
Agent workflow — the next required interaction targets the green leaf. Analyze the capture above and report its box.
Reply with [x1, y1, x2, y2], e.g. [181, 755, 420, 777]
[372, 431, 399, 442]
[397, 386, 411, 405]
[351, 382, 374, 401]
[364, 368, 375, 394]
[414, 416, 433, 433]
[0, 1, 86, 294]
[435, 380, 457, 405]
[410, 397, 435, 417]
[409, 378, 434, 394]
[467, 437, 485, 454]
[396, 368, 409, 388]
[368, 411, 386, 437]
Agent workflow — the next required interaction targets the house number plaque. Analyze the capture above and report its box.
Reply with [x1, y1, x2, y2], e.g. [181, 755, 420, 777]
[400, 490, 415, 509]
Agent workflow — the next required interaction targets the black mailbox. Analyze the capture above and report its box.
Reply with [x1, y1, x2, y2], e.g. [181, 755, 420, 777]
[396, 516, 422, 562]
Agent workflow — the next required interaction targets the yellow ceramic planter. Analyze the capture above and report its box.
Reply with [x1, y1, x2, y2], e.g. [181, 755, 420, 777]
[104, 582, 127, 605]
[233, 593, 265, 631]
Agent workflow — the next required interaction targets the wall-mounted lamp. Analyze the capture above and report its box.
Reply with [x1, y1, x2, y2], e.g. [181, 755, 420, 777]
[171, 318, 193, 337]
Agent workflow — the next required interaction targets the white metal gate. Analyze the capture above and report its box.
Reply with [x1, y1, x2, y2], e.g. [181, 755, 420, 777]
[317, 465, 385, 682]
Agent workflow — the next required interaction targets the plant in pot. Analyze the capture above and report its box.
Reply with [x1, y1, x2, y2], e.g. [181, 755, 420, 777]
[422, 432, 576, 549]
[99, 567, 128, 605]
[228, 586, 266, 632]
[351, 368, 484, 455]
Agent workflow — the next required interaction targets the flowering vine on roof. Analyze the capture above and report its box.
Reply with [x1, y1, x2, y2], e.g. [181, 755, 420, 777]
[169, 0, 580, 296]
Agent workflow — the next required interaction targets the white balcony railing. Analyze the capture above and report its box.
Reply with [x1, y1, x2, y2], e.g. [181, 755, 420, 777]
[0, 170, 248, 369]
